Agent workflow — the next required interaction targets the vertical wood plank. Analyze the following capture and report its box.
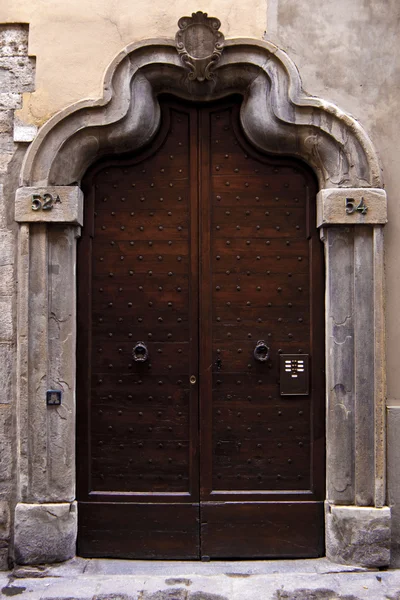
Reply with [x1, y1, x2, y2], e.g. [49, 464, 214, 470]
[76, 182, 92, 500]
[188, 106, 200, 502]
[198, 105, 213, 504]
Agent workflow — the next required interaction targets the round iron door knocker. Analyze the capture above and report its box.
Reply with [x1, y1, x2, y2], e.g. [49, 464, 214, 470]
[132, 341, 149, 363]
[254, 340, 270, 362]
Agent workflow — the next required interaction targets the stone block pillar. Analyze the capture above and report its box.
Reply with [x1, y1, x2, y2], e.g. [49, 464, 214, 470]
[319, 189, 390, 567]
[14, 188, 82, 564]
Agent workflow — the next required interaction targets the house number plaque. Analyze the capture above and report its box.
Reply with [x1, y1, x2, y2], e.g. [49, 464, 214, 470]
[316, 188, 387, 227]
[15, 186, 84, 225]
[345, 197, 368, 215]
[31, 192, 61, 211]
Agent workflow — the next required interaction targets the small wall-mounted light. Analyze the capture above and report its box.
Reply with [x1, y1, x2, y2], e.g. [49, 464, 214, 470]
[46, 390, 62, 406]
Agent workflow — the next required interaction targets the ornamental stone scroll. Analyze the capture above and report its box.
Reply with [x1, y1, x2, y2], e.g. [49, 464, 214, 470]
[175, 11, 225, 82]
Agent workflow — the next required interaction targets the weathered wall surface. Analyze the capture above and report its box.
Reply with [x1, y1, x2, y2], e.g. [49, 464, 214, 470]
[267, 0, 400, 399]
[0, 24, 35, 569]
[1, 0, 400, 567]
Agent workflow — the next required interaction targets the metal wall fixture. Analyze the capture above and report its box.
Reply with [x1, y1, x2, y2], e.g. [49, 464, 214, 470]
[46, 390, 62, 406]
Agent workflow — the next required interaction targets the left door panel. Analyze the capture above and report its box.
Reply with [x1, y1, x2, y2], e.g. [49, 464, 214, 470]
[77, 102, 200, 558]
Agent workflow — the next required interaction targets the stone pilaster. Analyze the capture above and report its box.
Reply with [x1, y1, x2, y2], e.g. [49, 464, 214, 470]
[14, 189, 81, 562]
[321, 188, 389, 567]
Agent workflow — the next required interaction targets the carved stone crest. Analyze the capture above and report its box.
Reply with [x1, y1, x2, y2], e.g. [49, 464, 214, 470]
[175, 11, 225, 82]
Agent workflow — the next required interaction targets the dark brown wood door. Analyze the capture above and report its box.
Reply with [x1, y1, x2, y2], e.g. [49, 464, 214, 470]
[77, 97, 325, 559]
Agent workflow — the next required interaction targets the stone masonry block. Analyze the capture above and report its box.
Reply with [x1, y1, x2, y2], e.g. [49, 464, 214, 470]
[0, 230, 14, 266]
[326, 503, 391, 567]
[0, 547, 8, 570]
[0, 405, 13, 481]
[0, 132, 16, 153]
[0, 110, 13, 135]
[15, 186, 84, 225]
[0, 297, 13, 341]
[0, 25, 29, 57]
[387, 406, 400, 567]
[0, 500, 10, 539]
[317, 188, 387, 227]
[0, 93, 22, 110]
[0, 184, 4, 228]
[14, 502, 77, 564]
[0, 151, 14, 175]
[14, 120, 37, 143]
[0, 265, 14, 296]
[0, 343, 12, 404]
[0, 56, 35, 93]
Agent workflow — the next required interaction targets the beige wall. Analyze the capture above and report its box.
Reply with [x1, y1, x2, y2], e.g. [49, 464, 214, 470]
[0, 0, 267, 126]
[1, 1, 400, 397]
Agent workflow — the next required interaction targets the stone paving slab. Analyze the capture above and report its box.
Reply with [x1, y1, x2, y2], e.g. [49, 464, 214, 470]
[34, 558, 368, 577]
[1, 559, 400, 600]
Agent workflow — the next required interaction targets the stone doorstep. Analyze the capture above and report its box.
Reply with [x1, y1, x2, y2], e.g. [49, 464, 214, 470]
[11, 557, 371, 578]
[2, 566, 400, 600]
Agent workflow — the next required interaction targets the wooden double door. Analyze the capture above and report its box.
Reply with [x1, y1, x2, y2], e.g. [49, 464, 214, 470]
[77, 96, 325, 559]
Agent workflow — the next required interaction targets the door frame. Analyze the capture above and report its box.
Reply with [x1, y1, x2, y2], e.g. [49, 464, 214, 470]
[13, 13, 390, 567]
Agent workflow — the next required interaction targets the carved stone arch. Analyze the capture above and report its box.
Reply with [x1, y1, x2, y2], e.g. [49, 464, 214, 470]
[21, 38, 381, 189]
[14, 16, 390, 568]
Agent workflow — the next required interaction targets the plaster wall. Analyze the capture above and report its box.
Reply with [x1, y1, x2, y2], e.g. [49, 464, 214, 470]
[0, 0, 267, 127]
[267, 0, 400, 403]
[0, 0, 400, 567]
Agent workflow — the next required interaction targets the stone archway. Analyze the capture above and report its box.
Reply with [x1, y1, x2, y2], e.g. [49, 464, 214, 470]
[13, 12, 389, 566]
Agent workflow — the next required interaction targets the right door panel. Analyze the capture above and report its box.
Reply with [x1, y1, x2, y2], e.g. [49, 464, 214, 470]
[199, 102, 325, 558]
